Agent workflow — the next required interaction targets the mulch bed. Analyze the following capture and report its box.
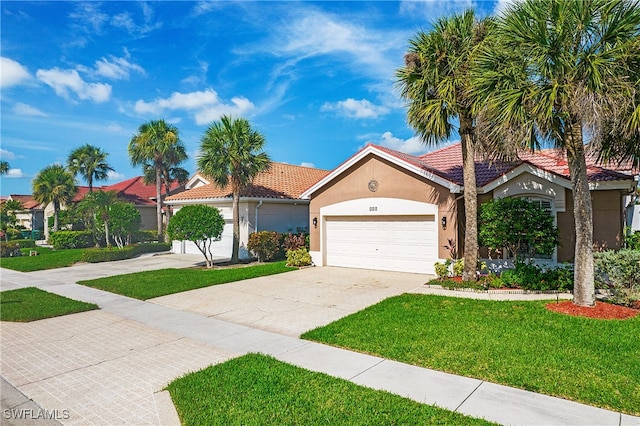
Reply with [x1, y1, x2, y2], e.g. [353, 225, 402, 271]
[546, 300, 640, 320]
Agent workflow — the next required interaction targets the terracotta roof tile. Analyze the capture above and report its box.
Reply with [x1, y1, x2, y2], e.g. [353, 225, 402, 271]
[72, 177, 184, 205]
[7, 195, 42, 210]
[166, 162, 330, 202]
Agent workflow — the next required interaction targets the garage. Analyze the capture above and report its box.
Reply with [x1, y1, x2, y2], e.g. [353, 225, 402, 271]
[324, 215, 438, 274]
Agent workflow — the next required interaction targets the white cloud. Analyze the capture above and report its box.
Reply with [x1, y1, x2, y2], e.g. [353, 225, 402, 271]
[399, 0, 479, 19]
[134, 89, 255, 125]
[5, 169, 26, 178]
[322, 98, 389, 120]
[13, 103, 47, 117]
[92, 55, 145, 80]
[107, 170, 126, 181]
[494, 0, 517, 16]
[300, 162, 316, 168]
[36, 68, 112, 103]
[365, 131, 428, 155]
[1, 57, 31, 88]
[0, 149, 16, 161]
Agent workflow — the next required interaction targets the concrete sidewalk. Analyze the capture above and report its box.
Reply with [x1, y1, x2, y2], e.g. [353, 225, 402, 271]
[1, 261, 638, 425]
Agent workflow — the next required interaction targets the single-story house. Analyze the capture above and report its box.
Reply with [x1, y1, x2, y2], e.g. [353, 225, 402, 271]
[2, 194, 45, 235]
[301, 143, 636, 275]
[165, 162, 329, 260]
[43, 176, 185, 240]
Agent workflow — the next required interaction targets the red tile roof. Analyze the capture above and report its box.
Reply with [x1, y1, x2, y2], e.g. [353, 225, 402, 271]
[371, 143, 633, 188]
[166, 162, 330, 202]
[7, 195, 42, 210]
[73, 177, 184, 205]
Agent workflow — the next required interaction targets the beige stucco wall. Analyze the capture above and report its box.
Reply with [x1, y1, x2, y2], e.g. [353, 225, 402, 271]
[308, 154, 458, 259]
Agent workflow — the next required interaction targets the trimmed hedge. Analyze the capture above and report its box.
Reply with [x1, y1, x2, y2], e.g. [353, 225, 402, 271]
[81, 243, 170, 263]
[131, 230, 159, 243]
[0, 242, 22, 258]
[49, 231, 95, 249]
[9, 239, 37, 249]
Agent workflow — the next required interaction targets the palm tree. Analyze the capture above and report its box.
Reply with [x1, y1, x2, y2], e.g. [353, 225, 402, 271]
[80, 190, 118, 246]
[141, 141, 189, 221]
[396, 10, 493, 281]
[0, 161, 9, 175]
[67, 144, 114, 192]
[198, 115, 271, 264]
[32, 165, 77, 232]
[472, 0, 640, 306]
[129, 119, 185, 242]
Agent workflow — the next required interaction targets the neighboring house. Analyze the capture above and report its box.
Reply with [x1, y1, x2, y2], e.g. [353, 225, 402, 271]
[165, 162, 329, 260]
[43, 176, 185, 240]
[3, 194, 45, 234]
[301, 143, 635, 275]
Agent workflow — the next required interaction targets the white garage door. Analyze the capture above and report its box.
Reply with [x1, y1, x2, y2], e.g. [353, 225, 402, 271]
[176, 221, 234, 258]
[325, 215, 437, 274]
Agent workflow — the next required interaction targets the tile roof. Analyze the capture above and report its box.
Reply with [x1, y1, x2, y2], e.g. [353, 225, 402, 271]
[72, 176, 184, 205]
[166, 162, 330, 202]
[369, 143, 633, 188]
[6, 195, 42, 210]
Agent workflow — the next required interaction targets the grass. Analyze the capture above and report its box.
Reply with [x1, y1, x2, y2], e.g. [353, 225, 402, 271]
[167, 353, 495, 426]
[302, 294, 640, 416]
[0, 287, 98, 322]
[79, 261, 296, 300]
[0, 247, 86, 272]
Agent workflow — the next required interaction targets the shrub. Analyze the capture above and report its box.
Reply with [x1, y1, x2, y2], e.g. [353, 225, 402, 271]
[625, 231, 640, 250]
[286, 248, 312, 267]
[452, 259, 464, 276]
[595, 249, 640, 307]
[131, 230, 158, 243]
[10, 239, 36, 249]
[49, 231, 95, 249]
[247, 231, 282, 262]
[283, 233, 308, 251]
[81, 243, 170, 263]
[0, 242, 22, 258]
[499, 263, 573, 291]
[434, 261, 450, 279]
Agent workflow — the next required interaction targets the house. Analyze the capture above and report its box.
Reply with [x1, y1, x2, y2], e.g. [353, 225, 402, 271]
[43, 176, 185, 240]
[165, 163, 330, 259]
[2, 194, 45, 237]
[301, 143, 635, 275]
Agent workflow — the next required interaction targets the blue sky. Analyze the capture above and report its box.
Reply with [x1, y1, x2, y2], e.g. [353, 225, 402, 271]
[1, 0, 506, 196]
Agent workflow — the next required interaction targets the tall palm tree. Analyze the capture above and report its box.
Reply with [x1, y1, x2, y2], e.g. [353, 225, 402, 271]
[198, 115, 271, 264]
[129, 119, 185, 242]
[67, 144, 114, 192]
[396, 10, 493, 281]
[0, 161, 9, 175]
[32, 165, 77, 232]
[472, 0, 640, 306]
[141, 141, 189, 221]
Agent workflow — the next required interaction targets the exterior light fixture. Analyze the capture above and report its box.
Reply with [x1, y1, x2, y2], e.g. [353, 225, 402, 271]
[441, 216, 447, 229]
[313, 217, 318, 228]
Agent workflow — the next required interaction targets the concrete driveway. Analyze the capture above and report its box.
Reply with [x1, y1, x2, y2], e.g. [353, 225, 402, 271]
[151, 266, 429, 336]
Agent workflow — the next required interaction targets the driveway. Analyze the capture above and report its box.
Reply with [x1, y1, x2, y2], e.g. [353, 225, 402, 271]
[151, 266, 429, 336]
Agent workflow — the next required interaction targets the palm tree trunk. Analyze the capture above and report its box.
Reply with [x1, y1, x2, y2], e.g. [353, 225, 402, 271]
[53, 202, 60, 232]
[164, 182, 172, 222]
[565, 121, 595, 307]
[460, 114, 478, 282]
[155, 166, 164, 242]
[231, 190, 240, 264]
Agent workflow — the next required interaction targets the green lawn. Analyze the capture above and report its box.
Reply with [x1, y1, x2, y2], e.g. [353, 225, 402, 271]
[79, 261, 296, 300]
[0, 247, 86, 272]
[302, 294, 640, 415]
[167, 353, 495, 426]
[0, 287, 98, 322]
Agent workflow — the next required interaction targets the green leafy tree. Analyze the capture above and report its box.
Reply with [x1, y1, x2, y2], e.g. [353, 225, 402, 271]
[32, 165, 77, 232]
[197, 115, 271, 264]
[167, 204, 225, 268]
[0, 200, 24, 237]
[79, 190, 118, 246]
[0, 161, 9, 175]
[396, 10, 493, 281]
[472, 0, 640, 306]
[105, 202, 141, 248]
[129, 119, 185, 242]
[67, 144, 114, 192]
[479, 197, 559, 264]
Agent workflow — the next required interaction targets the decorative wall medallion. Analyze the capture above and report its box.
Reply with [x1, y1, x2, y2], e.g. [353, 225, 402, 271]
[368, 179, 379, 192]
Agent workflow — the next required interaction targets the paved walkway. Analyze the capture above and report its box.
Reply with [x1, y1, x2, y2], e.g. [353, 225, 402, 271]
[1, 256, 638, 425]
